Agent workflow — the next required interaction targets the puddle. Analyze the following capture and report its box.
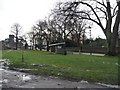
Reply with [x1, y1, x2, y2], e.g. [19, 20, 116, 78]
[0, 80, 2, 84]
[18, 73, 31, 81]
[32, 64, 47, 67]
[80, 80, 88, 84]
[2, 79, 8, 83]
[0, 68, 4, 71]
[97, 83, 119, 88]
[12, 68, 38, 72]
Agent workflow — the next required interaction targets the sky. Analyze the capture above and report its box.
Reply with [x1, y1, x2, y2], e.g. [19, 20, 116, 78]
[0, 0, 116, 40]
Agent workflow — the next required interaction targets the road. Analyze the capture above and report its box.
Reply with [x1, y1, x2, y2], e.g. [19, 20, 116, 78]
[67, 51, 105, 56]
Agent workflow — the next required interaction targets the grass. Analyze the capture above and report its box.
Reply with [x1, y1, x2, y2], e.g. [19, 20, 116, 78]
[0, 50, 2, 59]
[2, 50, 119, 85]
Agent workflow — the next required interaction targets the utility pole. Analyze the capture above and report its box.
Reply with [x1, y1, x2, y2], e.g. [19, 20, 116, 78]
[89, 27, 92, 55]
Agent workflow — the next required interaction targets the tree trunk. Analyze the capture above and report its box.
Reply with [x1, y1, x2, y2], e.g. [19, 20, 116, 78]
[111, 8, 120, 55]
[63, 30, 67, 55]
[106, 1, 120, 55]
[16, 37, 18, 50]
[107, 33, 118, 56]
[107, 34, 117, 56]
[77, 33, 80, 47]
[46, 41, 49, 51]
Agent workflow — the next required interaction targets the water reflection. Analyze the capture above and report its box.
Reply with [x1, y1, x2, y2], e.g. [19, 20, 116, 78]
[18, 73, 31, 81]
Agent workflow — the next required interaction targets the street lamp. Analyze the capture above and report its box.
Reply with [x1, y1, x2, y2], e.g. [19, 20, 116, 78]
[89, 26, 92, 55]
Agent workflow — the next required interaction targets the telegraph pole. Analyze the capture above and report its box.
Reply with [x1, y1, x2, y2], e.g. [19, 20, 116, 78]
[89, 29, 92, 55]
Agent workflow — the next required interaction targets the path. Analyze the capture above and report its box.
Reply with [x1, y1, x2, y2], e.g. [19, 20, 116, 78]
[67, 51, 105, 56]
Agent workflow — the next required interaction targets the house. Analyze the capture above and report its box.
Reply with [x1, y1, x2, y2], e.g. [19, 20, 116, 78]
[1, 35, 27, 50]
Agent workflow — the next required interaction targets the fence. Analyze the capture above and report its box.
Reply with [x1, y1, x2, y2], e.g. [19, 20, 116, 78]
[66, 47, 120, 54]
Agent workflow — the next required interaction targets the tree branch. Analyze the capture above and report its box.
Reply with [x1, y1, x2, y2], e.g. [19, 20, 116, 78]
[112, 5, 118, 17]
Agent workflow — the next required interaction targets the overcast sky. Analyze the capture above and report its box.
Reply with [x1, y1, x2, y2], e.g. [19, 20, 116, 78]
[0, 0, 116, 40]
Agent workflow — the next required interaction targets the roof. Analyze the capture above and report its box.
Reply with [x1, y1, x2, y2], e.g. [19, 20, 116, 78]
[49, 42, 65, 47]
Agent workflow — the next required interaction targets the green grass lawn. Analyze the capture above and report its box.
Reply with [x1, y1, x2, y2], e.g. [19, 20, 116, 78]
[2, 50, 119, 85]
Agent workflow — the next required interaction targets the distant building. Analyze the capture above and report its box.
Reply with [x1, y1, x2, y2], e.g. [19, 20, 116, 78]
[9, 35, 15, 49]
[1, 35, 27, 50]
[49, 42, 65, 54]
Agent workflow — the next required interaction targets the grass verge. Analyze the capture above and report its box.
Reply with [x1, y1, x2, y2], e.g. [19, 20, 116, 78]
[2, 50, 119, 85]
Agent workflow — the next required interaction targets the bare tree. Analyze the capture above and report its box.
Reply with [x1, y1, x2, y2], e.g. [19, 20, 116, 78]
[11, 23, 22, 50]
[27, 30, 36, 50]
[51, 2, 91, 54]
[56, 0, 120, 55]
[68, 16, 89, 46]
[33, 20, 48, 50]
